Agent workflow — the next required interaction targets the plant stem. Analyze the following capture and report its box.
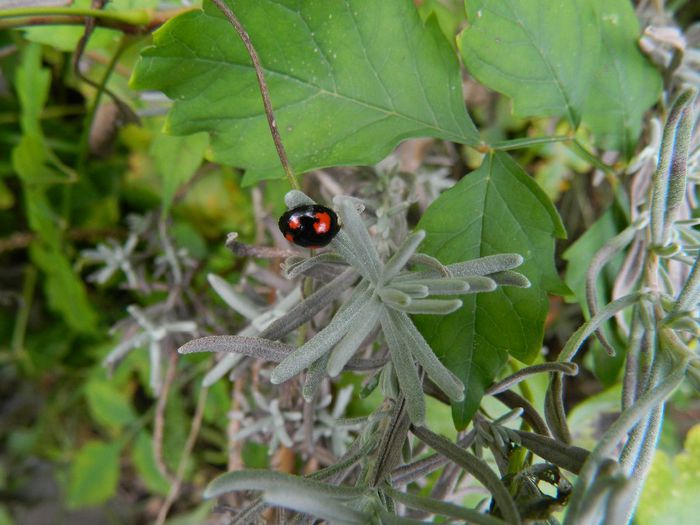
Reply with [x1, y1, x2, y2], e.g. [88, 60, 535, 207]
[569, 138, 617, 178]
[155, 387, 209, 525]
[210, 0, 300, 190]
[75, 35, 134, 175]
[489, 135, 571, 151]
[0, 8, 193, 32]
[10, 265, 37, 373]
[0, 6, 150, 24]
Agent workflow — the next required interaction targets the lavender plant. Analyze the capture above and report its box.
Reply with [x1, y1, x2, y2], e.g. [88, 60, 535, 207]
[181, 189, 529, 425]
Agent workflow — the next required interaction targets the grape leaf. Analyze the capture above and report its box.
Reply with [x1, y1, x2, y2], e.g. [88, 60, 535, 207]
[458, 0, 600, 126]
[582, 0, 662, 158]
[415, 152, 567, 428]
[131, 0, 478, 185]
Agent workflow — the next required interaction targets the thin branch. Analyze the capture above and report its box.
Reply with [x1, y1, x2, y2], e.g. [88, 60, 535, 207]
[486, 362, 578, 396]
[210, 0, 300, 190]
[155, 387, 209, 525]
[153, 352, 178, 485]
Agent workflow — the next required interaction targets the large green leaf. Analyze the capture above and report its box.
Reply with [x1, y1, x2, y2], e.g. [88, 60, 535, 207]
[415, 152, 566, 428]
[458, 0, 600, 127]
[582, 0, 662, 158]
[131, 0, 478, 185]
[66, 440, 121, 509]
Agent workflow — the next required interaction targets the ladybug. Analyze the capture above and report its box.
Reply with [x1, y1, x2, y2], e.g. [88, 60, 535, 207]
[278, 205, 340, 248]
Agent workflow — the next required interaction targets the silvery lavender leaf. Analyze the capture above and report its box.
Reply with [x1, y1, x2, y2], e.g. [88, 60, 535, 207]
[270, 284, 373, 384]
[326, 298, 382, 377]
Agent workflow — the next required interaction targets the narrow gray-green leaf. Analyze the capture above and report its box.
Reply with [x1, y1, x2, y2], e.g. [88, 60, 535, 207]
[387, 282, 431, 298]
[259, 268, 358, 340]
[389, 309, 464, 402]
[487, 271, 531, 288]
[403, 278, 469, 295]
[179, 335, 293, 362]
[271, 287, 373, 383]
[458, 0, 600, 126]
[265, 490, 368, 525]
[382, 310, 426, 425]
[390, 298, 463, 315]
[335, 197, 383, 283]
[381, 230, 426, 284]
[208, 273, 262, 320]
[131, 0, 478, 185]
[327, 299, 381, 377]
[203, 469, 366, 499]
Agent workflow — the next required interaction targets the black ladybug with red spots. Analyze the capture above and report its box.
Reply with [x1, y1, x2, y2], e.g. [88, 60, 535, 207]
[278, 205, 340, 248]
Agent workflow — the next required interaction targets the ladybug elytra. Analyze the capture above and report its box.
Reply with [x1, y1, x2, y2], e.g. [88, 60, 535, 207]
[278, 205, 340, 248]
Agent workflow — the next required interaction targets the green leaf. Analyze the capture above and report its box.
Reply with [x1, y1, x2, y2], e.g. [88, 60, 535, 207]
[12, 44, 98, 333]
[637, 424, 700, 525]
[0, 507, 12, 525]
[85, 379, 137, 432]
[131, 0, 478, 185]
[15, 43, 50, 137]
[29, 242, 98, 334]
[132, 431, 170, 496]
[417, 0, 466, 46]
[458, 0, 600, 126]
[581, 0, 662, 158]
[66, 440, 121, 509]
[12, 138, 61, 242]
[563, 207, 627, 309]
[567, 384, 622, 451]
[415, 152, 566, 428]
[150, 131, 209, 215]
[164, 388, 189, 474]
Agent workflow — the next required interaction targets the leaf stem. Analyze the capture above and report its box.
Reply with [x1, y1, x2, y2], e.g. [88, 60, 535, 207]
[10, 265, 37, 372]
[569, 138, 617, 177]
[210, 0, 300, 190]
[489, 134, 571, 151]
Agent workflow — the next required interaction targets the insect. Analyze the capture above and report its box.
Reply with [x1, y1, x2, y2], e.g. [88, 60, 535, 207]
[278, 204, 340, 248]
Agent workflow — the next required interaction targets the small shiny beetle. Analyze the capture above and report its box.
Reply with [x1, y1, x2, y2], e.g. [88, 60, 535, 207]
[278, 204, 340, 248]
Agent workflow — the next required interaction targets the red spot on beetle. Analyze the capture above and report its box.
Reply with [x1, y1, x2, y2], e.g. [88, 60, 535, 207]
[313, 212, 331, 234]
[285, 233, 294, 242]
[288, 216, 301, 230]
